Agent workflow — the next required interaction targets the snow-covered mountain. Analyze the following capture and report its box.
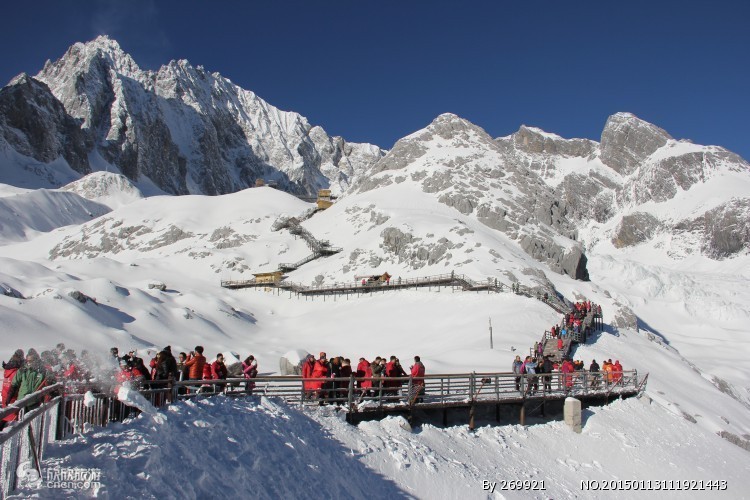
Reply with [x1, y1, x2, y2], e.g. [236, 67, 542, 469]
[0, 36, 384, 196]
[499, 112, 750, 261]
[1, 36, 750, 497]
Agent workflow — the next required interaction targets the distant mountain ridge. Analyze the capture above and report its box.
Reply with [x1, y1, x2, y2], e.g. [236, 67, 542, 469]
[0, 36, 748, 277]
[0, 36, 384, 197]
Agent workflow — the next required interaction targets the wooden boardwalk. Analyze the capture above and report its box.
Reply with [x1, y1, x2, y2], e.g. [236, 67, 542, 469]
[53, 370, 644, 432]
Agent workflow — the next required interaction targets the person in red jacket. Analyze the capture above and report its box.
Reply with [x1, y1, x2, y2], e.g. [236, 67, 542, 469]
[211, 353, 228, 393]
[410, 356, 426, 403]
[356, 357, 370, 390]
[310, 353, 330, 403]
[613, 360, 623, 384]
[242, 355, 258, 394]
[184, 346, 206, 393]
[301, 354, 315, 397]
[1, 350, 24, 430]
[561, 358, 575, 391]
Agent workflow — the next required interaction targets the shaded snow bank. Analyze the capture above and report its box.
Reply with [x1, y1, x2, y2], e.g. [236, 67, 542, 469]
[18, 396, 750, 499]
[21, 396, 405, 499]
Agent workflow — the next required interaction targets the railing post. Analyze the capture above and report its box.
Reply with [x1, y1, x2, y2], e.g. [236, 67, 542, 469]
[348, 375, 355, 408]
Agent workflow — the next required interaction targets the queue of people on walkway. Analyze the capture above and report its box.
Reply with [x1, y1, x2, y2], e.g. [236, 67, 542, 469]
[300, 352, 426, 405]
[0, 343, 259, 428]
[511, 354, 625, 396]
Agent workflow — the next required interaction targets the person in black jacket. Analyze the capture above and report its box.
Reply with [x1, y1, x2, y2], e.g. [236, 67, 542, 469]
[589, 359, 601, 389]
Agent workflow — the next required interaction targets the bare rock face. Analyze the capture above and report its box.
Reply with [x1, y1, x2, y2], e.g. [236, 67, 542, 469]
[509, 125, 597, 158]
[612, 213, 662, 248]
[611, 304, 639, 331]
[619, 146, 750, 205]
[674, 198, 750, 258]
[600, 112, 672, 175]
[702, 199, 750, 258]
[0, 74, 91, 173]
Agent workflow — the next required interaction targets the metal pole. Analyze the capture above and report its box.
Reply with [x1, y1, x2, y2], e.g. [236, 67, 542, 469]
[489, 317, 493, 349]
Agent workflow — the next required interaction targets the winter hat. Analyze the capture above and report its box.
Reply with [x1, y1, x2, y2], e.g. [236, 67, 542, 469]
[319, 352, 326, 358]
[163, 346, 172, 352]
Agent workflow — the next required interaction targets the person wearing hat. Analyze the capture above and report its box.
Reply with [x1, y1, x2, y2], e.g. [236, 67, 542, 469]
[7, 350, 54, 412]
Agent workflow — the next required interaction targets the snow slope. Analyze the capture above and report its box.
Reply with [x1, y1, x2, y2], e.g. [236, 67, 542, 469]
[15, 396, 749, 499]
[1, 175, 748, 499]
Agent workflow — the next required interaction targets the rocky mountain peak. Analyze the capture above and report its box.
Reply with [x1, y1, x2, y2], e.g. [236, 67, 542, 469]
[424, 112, 492, 142]
[600, 112, 673, 175]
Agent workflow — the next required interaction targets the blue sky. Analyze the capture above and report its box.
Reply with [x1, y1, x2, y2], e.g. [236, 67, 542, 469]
[1, 0, 748, 159]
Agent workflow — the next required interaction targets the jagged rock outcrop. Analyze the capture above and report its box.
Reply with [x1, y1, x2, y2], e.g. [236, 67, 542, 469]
[600, 112, 672, 176]
[612, 213, 662, 248]
[673, 198, 750, 258]
[0, 74, 91, 173]
[510, 125, 597, 158]
[611, 304, 639, 331]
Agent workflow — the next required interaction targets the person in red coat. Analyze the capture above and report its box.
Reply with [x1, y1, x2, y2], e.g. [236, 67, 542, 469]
[613, 360, 623, 384]
[355, 358, 370, 389]
[301, 354, 315, 397]
[561, 358, 575, 391]
[310, 353, 330, 402]
[1, 350, 24, 430]
[211, 353, 228, 380]
[410, 356, 426, 403]
[359, 359, 373, 397]
[211, 353, 228, 393]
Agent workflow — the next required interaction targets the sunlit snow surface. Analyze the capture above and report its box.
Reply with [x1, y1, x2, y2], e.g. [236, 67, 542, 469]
[1, 174, 749, 498]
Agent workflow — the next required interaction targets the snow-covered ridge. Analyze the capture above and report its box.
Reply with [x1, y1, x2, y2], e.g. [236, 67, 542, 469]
[0, 188, 109, 244]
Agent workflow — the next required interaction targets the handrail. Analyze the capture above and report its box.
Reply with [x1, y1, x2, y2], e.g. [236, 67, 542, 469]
[0, 383, 63, 421]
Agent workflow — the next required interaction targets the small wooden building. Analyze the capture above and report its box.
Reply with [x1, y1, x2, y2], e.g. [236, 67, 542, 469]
[316, 189, 334, 209]
[253, 271, 283, 284]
